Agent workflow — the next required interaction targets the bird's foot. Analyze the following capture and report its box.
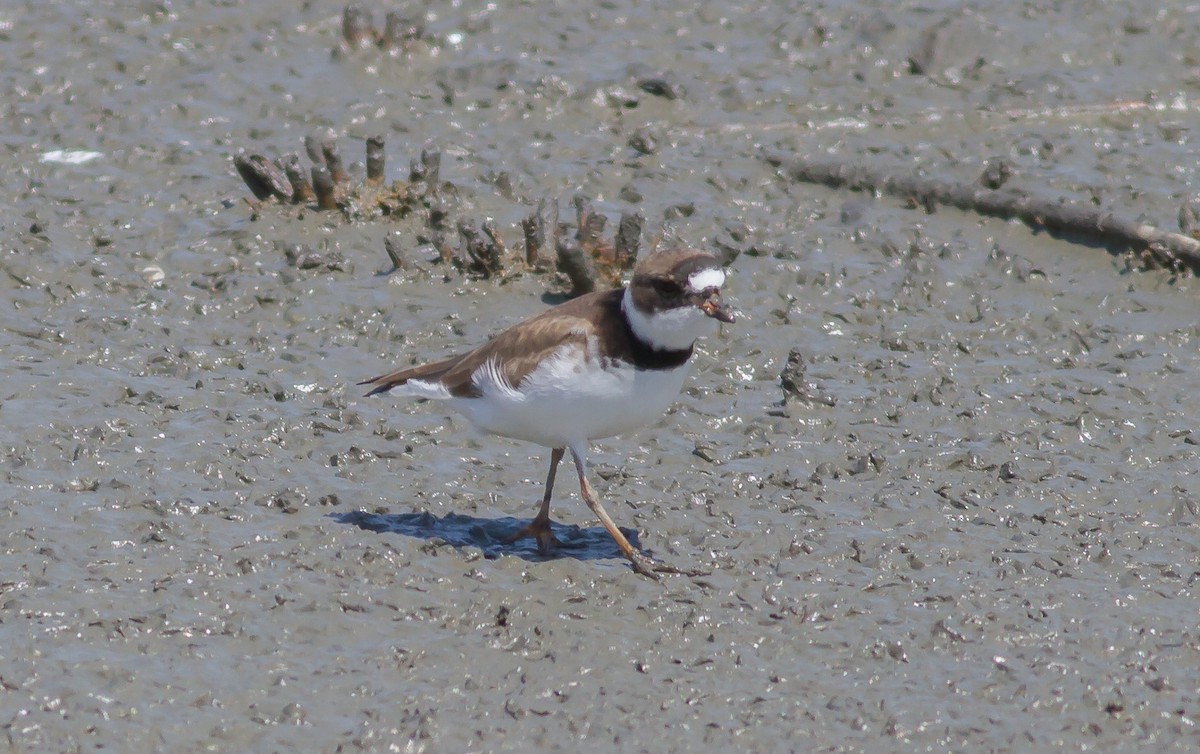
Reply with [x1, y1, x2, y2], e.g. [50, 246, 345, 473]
[628, 551, 710, 580]
[506, 516, 559, 554]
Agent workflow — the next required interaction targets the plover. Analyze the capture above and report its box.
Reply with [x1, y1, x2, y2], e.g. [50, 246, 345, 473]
[360, 247, 734, 577]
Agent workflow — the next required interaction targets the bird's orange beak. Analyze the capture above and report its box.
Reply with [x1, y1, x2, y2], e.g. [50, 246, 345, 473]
[699, 295, 735, 323]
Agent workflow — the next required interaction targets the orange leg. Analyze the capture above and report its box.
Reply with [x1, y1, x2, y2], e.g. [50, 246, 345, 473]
[567, 444, 704, 579]
[506, 447, 564, 553]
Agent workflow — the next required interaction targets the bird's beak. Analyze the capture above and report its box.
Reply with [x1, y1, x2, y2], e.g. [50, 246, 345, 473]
[698, 294, 735, 324]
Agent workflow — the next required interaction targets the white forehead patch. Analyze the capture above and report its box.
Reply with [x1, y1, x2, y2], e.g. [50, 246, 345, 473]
[687, 267, 726, 292]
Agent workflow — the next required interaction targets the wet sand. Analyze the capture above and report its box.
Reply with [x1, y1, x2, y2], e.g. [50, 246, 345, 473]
[2, 1, 1199, 751]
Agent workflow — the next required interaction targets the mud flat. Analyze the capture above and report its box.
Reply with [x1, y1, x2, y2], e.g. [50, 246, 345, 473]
[2, 2, 1198, 751]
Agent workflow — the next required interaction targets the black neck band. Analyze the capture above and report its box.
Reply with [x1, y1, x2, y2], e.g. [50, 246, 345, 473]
[620, 308, 693, 370]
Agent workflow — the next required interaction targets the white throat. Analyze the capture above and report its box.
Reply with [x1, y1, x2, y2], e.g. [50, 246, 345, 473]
[621, 287, 719, 352]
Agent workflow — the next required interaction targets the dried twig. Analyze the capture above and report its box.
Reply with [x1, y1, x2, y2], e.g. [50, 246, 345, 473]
[764, 153, 1200, 272]
[365, 135, 386, 185]
[383, 230, 405, 272]
[521, 215, 539, 267]
[380, 12, 424, 53]
[322, 138, 349, 185]
[278, 154, 314, 203]
[235, 155, 293, 201]
[556, 235, 595, 296]
[615, 211, 643, 268]
[343, 5, 376, 48]
[311, 164, 338, 211]
[410, 147, 441, 195]
[458, 220, 502, 277]
[482, 220, 507, 262]
[304, 134, 325, 165]
[574, 194, 606, 248]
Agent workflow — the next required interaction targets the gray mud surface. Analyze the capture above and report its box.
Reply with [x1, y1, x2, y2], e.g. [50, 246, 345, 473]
[3, 2, 1200, 752]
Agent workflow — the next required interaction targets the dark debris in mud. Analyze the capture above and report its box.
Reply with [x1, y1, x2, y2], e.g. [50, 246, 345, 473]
[235, 131, 447, 223]
[234, 131, 668, 294]
[334, 3, 427, 59]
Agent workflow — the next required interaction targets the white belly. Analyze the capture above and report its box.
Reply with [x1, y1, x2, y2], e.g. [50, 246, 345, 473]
[449, 345, 690, 447]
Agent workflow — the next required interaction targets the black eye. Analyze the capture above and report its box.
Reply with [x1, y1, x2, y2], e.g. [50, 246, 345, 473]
[652, 278, 682, 297]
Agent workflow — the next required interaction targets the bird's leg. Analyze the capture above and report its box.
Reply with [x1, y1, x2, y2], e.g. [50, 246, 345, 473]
[568, 445, 705, 579]
[506, 446, 564, 553]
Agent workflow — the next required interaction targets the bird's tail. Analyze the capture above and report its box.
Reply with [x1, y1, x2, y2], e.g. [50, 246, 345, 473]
[358, 354, 461, 397]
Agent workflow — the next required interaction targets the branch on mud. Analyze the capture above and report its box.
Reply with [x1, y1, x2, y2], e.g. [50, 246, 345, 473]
[763, 153, 1200, 273]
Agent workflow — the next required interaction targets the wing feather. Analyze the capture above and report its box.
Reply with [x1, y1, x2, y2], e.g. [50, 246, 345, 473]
[359, 292, 615, 399]
[434, 314, 595, 397]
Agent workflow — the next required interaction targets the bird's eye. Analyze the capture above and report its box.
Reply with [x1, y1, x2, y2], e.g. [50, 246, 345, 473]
[652, 278, 682, 297]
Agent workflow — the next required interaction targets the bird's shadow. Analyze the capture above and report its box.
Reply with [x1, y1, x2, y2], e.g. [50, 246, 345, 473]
[329, 509, 639, 563]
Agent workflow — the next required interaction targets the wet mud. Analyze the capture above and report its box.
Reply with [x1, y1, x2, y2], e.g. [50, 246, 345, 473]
[2, 1, 1199, 752]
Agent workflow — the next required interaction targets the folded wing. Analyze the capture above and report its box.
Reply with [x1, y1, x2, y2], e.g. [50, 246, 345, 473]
[360, 311, 598, 399]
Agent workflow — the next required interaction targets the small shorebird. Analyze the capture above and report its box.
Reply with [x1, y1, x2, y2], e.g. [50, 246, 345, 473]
[360, 247, 734, 577]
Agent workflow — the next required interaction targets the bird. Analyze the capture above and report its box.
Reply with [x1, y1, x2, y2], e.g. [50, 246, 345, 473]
[359, 247, 734, 577]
